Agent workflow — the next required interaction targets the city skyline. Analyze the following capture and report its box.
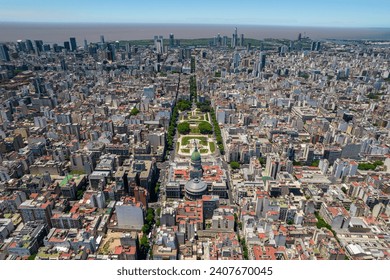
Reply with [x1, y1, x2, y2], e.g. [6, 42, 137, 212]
[1, 34, 389, 261]
[0, 0, 390, 266]
[1, 0, 390, 28]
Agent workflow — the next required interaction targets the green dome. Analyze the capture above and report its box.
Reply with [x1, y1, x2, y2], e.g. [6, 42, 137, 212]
[191, 148, 201, 162]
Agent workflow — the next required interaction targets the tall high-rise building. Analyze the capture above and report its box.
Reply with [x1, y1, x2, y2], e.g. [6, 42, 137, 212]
[17, 40, 27, 52]
[60, 59, 67, 71]
[289, 41, 294, 51]
[100, 35, 105, 44]
[265, 154, 281, 179]
[259, 52, 266, 72]
[52, 43, 60, 52]
[43, 44, 50, 51]
[247, 43, 251, 52]
[215, 33, 221, 47]
[154, 35, 164, 54]
[169, 33, 174, 48]
[0, 44, 10, 62]
[332, 158, 358, 180]
[64, 41, 70, 50]
[316, 41, 321, 51]
[26, 39, 34, 53]
[311, 41, 316, 51]
[34, 40, 44, 54]
[222, 36, 228, 47]
[108, 43, 116, 61]
[70, 37, 77, 51]
[231, 27, 238, 48]
[240, 34, 244, 47]
[233, 52, 240, 68]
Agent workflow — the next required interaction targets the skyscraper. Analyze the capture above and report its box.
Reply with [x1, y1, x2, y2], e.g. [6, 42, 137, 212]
[222, 36, 228, 47]
[311, 41, 316, 51]
[0, 44, 10, 61]
[26, 39, 34, 53]
[233, 52, 240, 68]
[108, 43, 116, 61]
[316, 41, 321, 51]
[64, 41, 70, 50]
[34, 40, 43, 54]
[265, 154, 280, 179]
[35, 40, 43, 51]
[100, 35, 105, 44]
[60, 59, 67, 71]
[70, 37, 77, 51]
[154, 35, 164, 54]
[259, 52, 266, 72]
[169, 33, 174, 48]
[231, 27, 238, 48]
[17, 40, 27, 52]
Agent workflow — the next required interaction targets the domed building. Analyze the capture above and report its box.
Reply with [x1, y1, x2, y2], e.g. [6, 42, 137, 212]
[166, 141, 228, 200]
[185, 178, 208, 200]
[182, 143, 207, 200]
[189, 144, 203, 180]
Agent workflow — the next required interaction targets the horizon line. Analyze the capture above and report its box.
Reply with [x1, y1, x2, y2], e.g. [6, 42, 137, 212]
[0, 21, 389, 29]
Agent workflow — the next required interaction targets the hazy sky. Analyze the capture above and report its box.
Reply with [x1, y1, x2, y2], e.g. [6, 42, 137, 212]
[1, 0, 389, 27]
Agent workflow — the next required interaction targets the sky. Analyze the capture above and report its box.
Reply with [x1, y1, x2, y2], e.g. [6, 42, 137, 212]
[0, 0, 389, 28]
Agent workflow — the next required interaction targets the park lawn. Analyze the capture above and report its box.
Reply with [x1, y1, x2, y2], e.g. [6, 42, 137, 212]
[209, 142, 216, 153]
[190, 127, 200, 134]
[181, 136, 208, 146]
[181, 148, 190, 153]
[200, 149, 209, 154]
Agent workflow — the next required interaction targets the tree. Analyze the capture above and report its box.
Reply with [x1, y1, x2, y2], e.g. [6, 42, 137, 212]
[76, 189, 84, 200]
[358, 161, 383, 171]
[146, 213, 154, 224]
[196, 100, 211, 112]
[190, 57, 196, 73]
[190, 76, 197, 101]
[230, 161, 240, 169]
[177, 122, 190, 134]
[177, 100, 191, 111]
[147, 208, 154, 216]
[139, 235, 150, 260]
[311, 159, 320, 167]
[210, 108, 224, 154]
[140, 235, 149, 246]
[154, 183, 160, 195]
[198, 121, 213, 134]
[240, 239, 249, 260]
[28, 254, 37, 260]
[130, 107, 140, 116]
[142, 224, 150, 234]
[259, 157, 266, 165]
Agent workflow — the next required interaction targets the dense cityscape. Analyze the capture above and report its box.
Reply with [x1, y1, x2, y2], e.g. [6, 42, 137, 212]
[0, 28, 389, 261]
